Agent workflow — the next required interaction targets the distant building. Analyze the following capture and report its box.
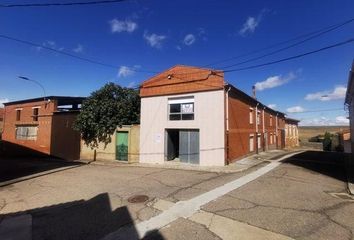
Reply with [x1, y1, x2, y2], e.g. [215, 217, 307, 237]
[345, 61, 354, 154]
[0, 108, 4, 137]
[139, 65, 287, 166]
[2, 96, 85, 160]
[285, 117, 300, 148]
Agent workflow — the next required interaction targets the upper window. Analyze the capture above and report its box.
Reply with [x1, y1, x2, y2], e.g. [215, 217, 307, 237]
[257, 111, 261, 125]
[32, 107, 39, 121]
[16, 109, 21, 121]
[168, 97, 194, 121]
[249, 108, 254, 124]
[270, 115, 273, 126]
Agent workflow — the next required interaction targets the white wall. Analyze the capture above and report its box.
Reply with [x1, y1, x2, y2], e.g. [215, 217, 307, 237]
[140, 90, 225, 166]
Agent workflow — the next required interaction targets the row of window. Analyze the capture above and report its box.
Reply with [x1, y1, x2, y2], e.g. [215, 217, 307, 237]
[15, 107, 40, 122]
[249, 108, 278, 126]
[249, 133, 277, 152]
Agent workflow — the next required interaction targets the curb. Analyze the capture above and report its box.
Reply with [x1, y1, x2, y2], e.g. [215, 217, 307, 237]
[77, 150, 296, 174]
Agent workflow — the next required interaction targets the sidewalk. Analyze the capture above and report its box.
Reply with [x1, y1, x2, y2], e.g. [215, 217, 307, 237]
[80, 149, 295, 173]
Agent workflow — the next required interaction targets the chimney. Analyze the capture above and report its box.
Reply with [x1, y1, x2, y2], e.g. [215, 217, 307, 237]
[252, 85, 256, 99]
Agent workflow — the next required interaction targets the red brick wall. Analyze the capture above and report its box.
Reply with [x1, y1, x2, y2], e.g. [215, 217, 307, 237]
[2, 100, 57, 155]
[140, 65, 225, 97]
[227, 91, 257, 161]
[227, 90, 286, 162]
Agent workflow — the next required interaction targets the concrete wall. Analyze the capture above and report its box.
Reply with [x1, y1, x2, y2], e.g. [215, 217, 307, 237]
[140, 90, 225, 166]
[80, 125, 140, 163]
[51, 112, 81, 160]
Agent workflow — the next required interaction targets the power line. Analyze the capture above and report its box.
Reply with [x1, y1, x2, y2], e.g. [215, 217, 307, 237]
[203, 17, 354, 68]
[221, 18, 354, 69]
[0, 0, 128, 8]
[0, 34, 157, 74]
[224, 37, 354, 73]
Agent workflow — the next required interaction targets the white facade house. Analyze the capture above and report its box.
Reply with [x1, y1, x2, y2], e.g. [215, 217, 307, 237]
[140, 90, 225, 166]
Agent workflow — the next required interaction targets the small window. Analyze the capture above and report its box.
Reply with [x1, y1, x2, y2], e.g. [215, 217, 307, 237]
[15, 125, 38, 140]
[270, 115, 273, 126]
[33, 108, 39, 121]
[257, 111, 261, 125]
[249, 134, 254, 152]
[249, 108, 254, 124]
[16, 109, 21, 121]
[270, 133, 273, 144]
[168, 98, 194, 121]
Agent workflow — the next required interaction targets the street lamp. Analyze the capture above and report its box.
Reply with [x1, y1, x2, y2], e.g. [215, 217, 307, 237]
[18, 76, 46, 101]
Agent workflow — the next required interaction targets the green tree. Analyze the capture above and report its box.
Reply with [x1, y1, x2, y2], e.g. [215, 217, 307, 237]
[74, 82, 140, 149]
[322, 131, 332, 151]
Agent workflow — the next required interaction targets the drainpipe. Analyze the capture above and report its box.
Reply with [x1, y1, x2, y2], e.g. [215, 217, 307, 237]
[255, 103, 259, 154]
[225, 86, 231, 164]
[275, 113, 278, 149]
[226, 87, 231, 131]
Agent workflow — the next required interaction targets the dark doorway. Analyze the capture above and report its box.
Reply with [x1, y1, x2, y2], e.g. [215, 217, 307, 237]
[166, 129, 179, 161]
[165, 129, 199, 164]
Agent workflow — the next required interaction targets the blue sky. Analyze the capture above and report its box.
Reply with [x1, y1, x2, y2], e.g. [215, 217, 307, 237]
[0, 0, 353, 126]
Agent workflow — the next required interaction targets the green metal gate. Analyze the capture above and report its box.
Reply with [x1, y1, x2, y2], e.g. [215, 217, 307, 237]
[116, 131, 128, 161]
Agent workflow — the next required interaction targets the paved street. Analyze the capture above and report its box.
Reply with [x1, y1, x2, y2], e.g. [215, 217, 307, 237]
[0, 150, 353, 240]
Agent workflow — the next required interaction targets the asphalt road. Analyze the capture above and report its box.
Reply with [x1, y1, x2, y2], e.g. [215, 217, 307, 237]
[0, 150, 353, 240]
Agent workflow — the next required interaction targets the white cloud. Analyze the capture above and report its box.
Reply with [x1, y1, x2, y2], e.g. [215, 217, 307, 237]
[0, 98, 9, 107]
[127, 81, 137, 88]
[299, 117, 332, 126]
[198, 27, 207, 41]
[239, 17, 259, 36]
[35, 40, 64, 52]
[73, 44, 84, 53]
[255, 72, 295, 91]
[110, 19, 138, 33]
[305, 86, 346, 101]
[118, 66, 135, 78]
[287, 106, 305, 113]
[183, 34, 196, 46]
[239, 9, 268, 36]
[144, 32, 166, 48]
[267, 104, 277, 109]
[299, 116, 349, 126]
[45, 41, 56, 47]
[335, 116, 349, 125]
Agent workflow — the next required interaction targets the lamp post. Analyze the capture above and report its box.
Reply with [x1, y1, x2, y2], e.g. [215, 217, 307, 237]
[18, 76, 46, 101]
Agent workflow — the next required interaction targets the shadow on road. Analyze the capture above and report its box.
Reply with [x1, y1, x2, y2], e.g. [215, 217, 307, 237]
[0, 157, 83, 183]
[281, 150, 350, 182]
[0, 140, 85, 183]
[0, 193, 164, 240]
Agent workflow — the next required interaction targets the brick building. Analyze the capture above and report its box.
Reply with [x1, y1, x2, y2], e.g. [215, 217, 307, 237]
[139, 65, 286, 166]
[285, 117, 300, 148]
[2, 96, 84, 160]
[0, 108, 4, 136]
